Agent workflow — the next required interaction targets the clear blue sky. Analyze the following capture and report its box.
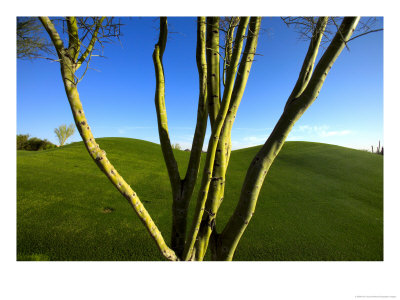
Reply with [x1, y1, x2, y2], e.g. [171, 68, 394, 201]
[17, 17, 383, 150]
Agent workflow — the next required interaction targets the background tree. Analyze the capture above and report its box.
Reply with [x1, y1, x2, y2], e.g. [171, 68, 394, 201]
[17, 134, 56, 150]
[38, 16, 380, 261]
[17, 17, 52, 59]
[172, 143, 182, 150]
[17, 134, 30, 150]
[54, 124, 75, 146]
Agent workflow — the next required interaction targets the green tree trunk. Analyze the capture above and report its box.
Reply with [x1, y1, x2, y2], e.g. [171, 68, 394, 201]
[39, 16, 362, 262]
[216, 17, 360, 260]
[194, 17, 262, 260]
[39, 16, 179, 261]
[152, 17, 209, 259]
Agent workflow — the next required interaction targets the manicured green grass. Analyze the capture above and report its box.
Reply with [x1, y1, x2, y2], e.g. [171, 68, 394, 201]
[17, 138, 383, 261]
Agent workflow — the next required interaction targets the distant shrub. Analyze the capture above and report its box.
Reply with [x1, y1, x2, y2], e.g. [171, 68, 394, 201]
[17, 134, 30, 150]
[17, 134, 56, 151]
[172, 143, 182, 150]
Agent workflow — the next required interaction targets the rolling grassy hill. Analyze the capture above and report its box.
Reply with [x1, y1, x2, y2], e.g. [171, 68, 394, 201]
[17, 138, 383, 261]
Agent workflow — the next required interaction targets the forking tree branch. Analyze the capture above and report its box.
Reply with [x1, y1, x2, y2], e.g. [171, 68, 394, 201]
[152, 17, 210, 258]
[206, 17, 221, 130]
[39, 16, 179, 261]
[281, 16, 381, 48]
[194, 17, 262, 260]
[183, 17, 262, 261]
[171, 17, 209, 257]
[76, 17, 106, 70]
[36, 16, 375, 261]
[152, 17, 181, 197]
[216, 17, 360, 260]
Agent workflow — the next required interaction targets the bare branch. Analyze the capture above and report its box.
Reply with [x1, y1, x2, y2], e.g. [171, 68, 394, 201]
[282, 16, 382, 49]
[39, 16, 178, 261]
[216, 17, 360, 261]
[348, 28, 383, 42]
[152, 17, 181, 195]
[77, 17, 106, 68]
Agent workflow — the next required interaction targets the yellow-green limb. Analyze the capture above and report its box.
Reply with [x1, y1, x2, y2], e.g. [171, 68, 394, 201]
[76, 17, 106, 70]
[284, 17, 328, 110]
[193, 17, 253, 260]
[66, 17, 81, 62]
[170, 17, 209, 258]
[222, 17, 240, 86]
[182, 17, 260, 261]
[206, 17, 221, 129]
[216, 17, 360, 261]
[67, 85, 178, 261]
[38, 17, 64, 58]
[152, 17, 181, 195]
[40, 16, 178, 261]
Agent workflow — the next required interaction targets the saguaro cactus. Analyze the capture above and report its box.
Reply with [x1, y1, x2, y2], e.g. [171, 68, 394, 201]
[40, 16, 362, 261]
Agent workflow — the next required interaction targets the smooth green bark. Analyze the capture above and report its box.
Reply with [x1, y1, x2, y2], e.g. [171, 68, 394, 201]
[39, 16, 362, 262]
[40, 16, 178, 261]
[182, 17, 262, 261]
[152, 17, 209, 259]
[76, 17, 105, 70]
[194, 17, 256, 260]
[222, 17, 239, 86]
[152, 18, 183, 255]
[284, 17, 328, 109]
[216, 17, 360, 261]
[172, 17, 209, 257]
[153, 18, 181, 197]
[206, 17, 221, 129]
[66, 17, 80, 62]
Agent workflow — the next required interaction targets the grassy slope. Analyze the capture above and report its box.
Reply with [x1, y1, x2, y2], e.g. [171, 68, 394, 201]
[17, 138, 383, 261]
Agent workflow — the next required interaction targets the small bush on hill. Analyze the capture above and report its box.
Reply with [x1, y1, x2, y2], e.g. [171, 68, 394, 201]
[17, 134, 57, 151]
[172, 143, 181, 150]
[17, 134, 30, 150]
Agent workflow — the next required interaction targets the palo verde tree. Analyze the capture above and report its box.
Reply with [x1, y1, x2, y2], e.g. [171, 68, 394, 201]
[17, 17, 52, 60]
[38, 16, 380, 261]
[54, 123, 75, 146]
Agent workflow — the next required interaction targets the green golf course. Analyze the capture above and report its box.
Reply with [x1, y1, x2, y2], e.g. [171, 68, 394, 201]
[17, 137, 383, 261]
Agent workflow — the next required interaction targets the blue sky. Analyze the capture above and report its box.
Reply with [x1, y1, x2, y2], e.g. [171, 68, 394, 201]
[6, 4, 399, 297]
[17, 17, 383, 150]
